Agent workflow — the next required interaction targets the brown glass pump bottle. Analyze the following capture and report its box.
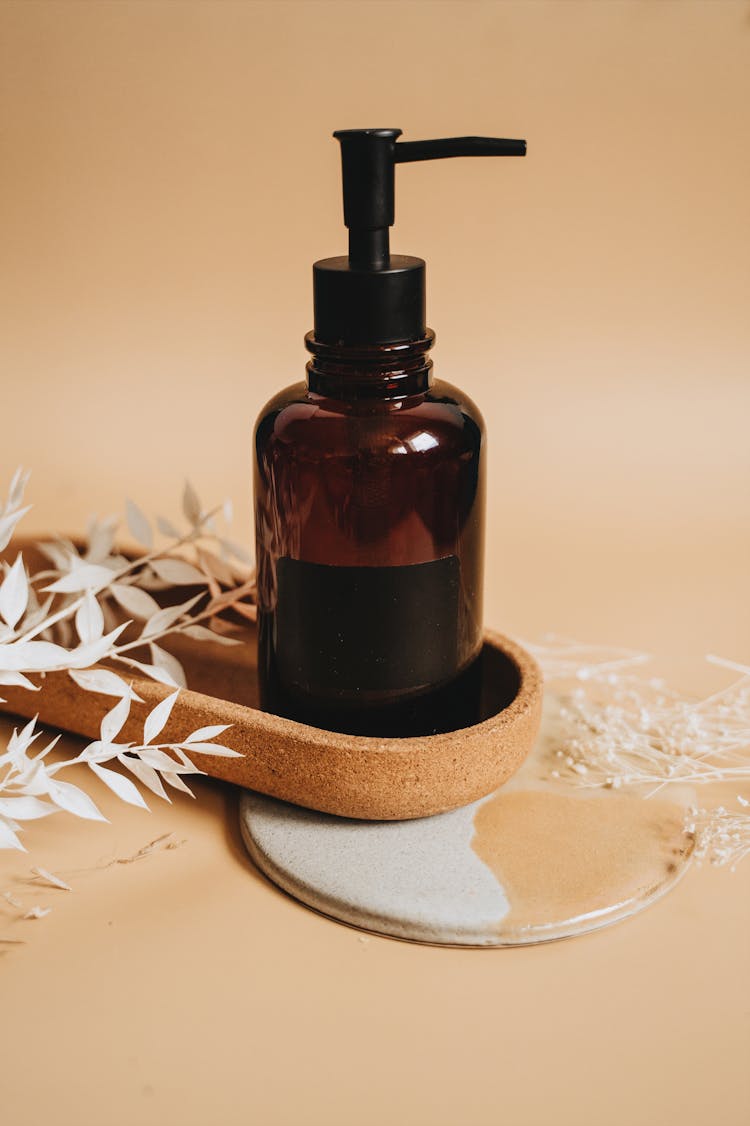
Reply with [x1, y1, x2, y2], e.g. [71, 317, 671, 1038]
[254, 128, 526, 737]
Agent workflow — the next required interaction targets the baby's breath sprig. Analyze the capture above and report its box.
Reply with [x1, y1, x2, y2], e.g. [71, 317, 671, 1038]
[530, 636, 750, 866]
[529, 636, 750, 792]
[688, 800, 750, 870]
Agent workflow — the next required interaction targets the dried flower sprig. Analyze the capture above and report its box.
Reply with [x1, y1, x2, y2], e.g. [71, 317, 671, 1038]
[688, 800, 750, 870]
[526, 635, 652, 682]
[528, 636, 750, 867]
[0, 469, 256, 850]
[531, 638, 750, 793]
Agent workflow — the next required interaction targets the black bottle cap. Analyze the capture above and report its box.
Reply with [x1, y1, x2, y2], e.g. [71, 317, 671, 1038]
[313, 128, 526, 347]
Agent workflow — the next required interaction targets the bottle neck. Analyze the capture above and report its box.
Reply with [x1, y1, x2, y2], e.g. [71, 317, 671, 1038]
[305, 330, 435, 399]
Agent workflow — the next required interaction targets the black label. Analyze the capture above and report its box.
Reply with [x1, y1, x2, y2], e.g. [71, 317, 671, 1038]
[275, 556, 460, 697]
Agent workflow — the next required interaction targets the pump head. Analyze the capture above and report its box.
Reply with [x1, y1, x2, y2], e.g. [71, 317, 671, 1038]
[313, 127, 526, 347]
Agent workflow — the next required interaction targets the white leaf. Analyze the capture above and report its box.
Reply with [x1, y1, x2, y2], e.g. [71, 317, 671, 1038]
[66, 624, 128, 668]
[9, 763, 49, 796]
[219, 538, 254, 565]
[31, 866, 71, 891]
[119, 658, 181, 689]
[24, 578, 40, 613]
[182, 480, 202, 527]
[0, 553, 28, 629]
[182, 624, 241, 647]
[141, 594, 202, 640]
[75, 739, 109, 764]
[0, 796, 58, 820]
[149, 558, 206, 585]
[126, 498, 153, 549]
[100, 694, 131, 742]
[162, 772, 196, 796]
[43, 563, 114, 594]
[69, 667, 142, 701]
[110, 582, 160, 619]
[35, 733, 62, 761]
[75, 590, 104, 645]
[0, 639, 76, 672]
[134, 570, 166, 591]
[85, 515, 118, 563]
[196, 548, 235, 586]
[157, 514, 181, 539]
[8, 466, 30, 510]
[45, 779, 107, 822]
[137, 748, 187, 772]
[90, 762, 149, 809]
[184, 724, 231, 742]
[24, 905, 51, 919]
[36, 539, 75, 570]
[78, 740, 138, 768]
[0, 623, 126, 672]
[0, 816, 25, 850]
[0, 670, 39, 690]
[0, 506, 31, 553]
[21, 593, 54, 633]
[100, 598, 119, 637]
[144, 689, 179, 744]
[9, 716, 42, 754]
[149, 644, 186, 688]
[178, 742, 242, 758]
[119, 755, 170, 801]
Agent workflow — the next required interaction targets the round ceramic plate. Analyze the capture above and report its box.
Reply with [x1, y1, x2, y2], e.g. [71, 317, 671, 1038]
[239, 700, 695, 946]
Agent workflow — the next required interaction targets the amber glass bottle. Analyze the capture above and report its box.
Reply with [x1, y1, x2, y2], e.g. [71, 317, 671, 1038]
[254, 330, 485, 736]
[253, 128, 525, 737]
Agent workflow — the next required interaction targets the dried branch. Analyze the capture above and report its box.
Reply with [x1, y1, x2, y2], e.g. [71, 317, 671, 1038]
[0, 470, 255, 850]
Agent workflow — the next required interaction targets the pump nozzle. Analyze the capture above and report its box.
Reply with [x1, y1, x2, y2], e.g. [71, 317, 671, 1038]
[313, 127, 527, 346]
[333, 129, 526, 269]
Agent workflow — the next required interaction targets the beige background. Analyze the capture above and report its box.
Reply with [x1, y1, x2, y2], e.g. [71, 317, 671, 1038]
[1, 2, 749, 1124]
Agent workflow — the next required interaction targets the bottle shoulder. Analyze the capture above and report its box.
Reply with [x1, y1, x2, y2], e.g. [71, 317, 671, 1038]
[427, 378, 485, 433]
[254, 377, 484, 448]
[254, 381, 309, 426]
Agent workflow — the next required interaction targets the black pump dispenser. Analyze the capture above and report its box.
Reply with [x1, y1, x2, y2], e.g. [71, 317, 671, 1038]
[312, 128, 526, 346]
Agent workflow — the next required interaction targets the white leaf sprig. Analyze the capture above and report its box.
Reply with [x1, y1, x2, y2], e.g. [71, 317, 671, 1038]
[0, 469, 31, 553]
[0, 469, 255, 850]
[0, 694, 241, 849]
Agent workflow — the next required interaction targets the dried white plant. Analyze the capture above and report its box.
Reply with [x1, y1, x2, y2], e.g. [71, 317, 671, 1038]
[529, 636, 750, 792]
[688, 801, 750, 871]
[530, 636, 750, 866]
[527, 637, 652, 683]
[0, 469, 256, 850]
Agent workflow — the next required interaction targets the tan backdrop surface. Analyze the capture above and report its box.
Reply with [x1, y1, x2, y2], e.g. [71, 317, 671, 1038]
[1, 3, 749, 1125]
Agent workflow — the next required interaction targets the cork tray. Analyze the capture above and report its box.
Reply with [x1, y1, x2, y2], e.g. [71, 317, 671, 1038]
[0, 548, 543, 821]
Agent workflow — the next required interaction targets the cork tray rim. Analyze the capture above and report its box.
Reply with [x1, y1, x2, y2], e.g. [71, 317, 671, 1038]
[230, 628, 542, 753]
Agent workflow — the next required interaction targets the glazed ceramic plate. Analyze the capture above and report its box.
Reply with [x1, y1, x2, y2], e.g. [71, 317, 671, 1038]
[240, 699, 695, 946]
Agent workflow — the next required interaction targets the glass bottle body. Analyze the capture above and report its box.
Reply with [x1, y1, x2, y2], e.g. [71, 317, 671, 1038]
[253, 333, 486, 737]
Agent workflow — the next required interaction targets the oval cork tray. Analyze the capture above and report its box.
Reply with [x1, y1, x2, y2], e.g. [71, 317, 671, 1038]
[0, 620, 542, 821]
